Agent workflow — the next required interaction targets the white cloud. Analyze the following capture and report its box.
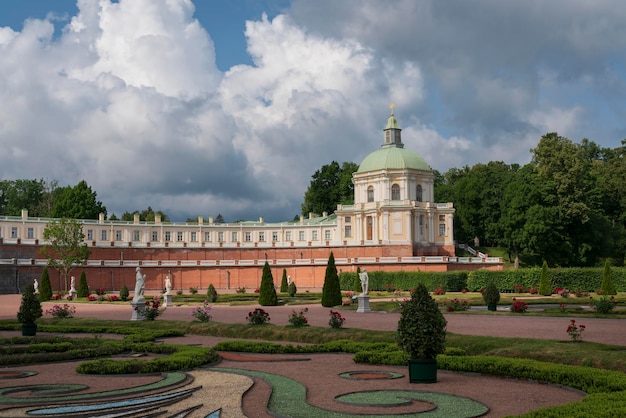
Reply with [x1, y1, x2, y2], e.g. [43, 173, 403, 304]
[1, 0, 624, 222]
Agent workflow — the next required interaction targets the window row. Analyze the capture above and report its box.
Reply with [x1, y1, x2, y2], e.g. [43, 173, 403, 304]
[82, 229, 333, 243]
[367, 184, 423, 202]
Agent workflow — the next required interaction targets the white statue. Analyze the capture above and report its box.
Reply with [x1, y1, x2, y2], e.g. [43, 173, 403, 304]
[70, 276, 76, 293]
[287, 275, 291, 285]
[33, 278, 39, 294]
[358, 269, 369, 295]
[133, 267, 145, 302]
[164, 275, 172, 295]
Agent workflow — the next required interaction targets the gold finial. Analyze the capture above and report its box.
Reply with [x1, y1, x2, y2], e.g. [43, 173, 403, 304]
[390, 103, 395, 115]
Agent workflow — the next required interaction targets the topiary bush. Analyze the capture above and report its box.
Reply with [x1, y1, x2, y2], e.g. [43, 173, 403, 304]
[288, 281, 297, 297]
[258, 262, 278, 306]
[207, 283, 218, 302]
[119, 284, 129, 301]
[353, 267, 362, 293]
[280, 269, 289, 293]
[538, 261, 552, 296]
[321, 252, 342, 307]
[39, 267, 53, 302]
[77, 271, 89, 298]
[396, 284, 447, 359]
[601, 259, 617, 296]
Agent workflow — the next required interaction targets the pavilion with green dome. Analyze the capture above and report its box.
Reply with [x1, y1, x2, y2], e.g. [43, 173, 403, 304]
[335, 109, 455, 256]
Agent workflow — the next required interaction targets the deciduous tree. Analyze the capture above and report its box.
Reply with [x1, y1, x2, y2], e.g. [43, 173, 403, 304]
[42, 218, 90, 291]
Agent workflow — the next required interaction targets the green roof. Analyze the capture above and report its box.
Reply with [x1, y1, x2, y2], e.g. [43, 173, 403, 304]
[358, 146, 431, 172]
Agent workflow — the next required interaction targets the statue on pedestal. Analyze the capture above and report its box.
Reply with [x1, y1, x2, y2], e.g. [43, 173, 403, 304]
[359, 269, 369, 295]
[133, 267, 145, 302]
[164, 275, 172, 296]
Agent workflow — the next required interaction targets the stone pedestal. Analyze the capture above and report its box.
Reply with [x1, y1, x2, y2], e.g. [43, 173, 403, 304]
[68, 290, 77, 300]
[164, 294, 173, 307]
[356, 294, 371, 313]
[131, 298, 146, 321]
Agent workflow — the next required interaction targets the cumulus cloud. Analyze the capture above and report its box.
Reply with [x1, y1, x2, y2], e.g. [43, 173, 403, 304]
[0, 0, 623, 222]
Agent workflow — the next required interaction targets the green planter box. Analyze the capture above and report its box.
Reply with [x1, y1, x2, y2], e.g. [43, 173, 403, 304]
[21, 323, 37, 336]
[408, 358, 437, 383]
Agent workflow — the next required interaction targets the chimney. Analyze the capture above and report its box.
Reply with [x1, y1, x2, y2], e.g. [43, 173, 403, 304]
[155, 214, 162, 223]
[99, 213, 105, 223]
[21, 209, 28, 219]
[198, 216, 203, 224]
[133, 214, 140, 224]
[209, 216, 214, 224]
[259, 216, 264, 223]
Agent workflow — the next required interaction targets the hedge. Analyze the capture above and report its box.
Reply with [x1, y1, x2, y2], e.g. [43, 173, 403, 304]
[467, 267, 626, 293]
[338, 270, 469, 292]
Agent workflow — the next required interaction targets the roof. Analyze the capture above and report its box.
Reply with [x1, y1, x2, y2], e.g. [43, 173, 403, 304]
[357, 146, 432, 172]
[358, 112, 431, 173]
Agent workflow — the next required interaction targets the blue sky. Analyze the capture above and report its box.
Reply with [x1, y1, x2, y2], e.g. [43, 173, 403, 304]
[0, 1, 624, 222]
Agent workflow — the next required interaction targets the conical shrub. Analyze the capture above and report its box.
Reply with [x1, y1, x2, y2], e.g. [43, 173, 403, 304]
[258, 262, 278, 306]
[321, 252, 342, 307]
[39, 267, 53, 302]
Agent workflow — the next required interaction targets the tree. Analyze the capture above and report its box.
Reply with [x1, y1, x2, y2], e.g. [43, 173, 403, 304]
[538, 261, 552, 296]
[77, 271, 89, 298]
[215, 214, 225, 224]
[50, 180, 106, 219]
[122, 207, 170, 222]
[41, 218, 90, 291]
[258, 262, 278, 306]
[321, 252, 342, 307]
[39, 267, 52, 302]
[280, 269, 289, 293]
[0, 179, 46, 216]
[353, 266, 362, 293]
[301, 161, 358, 216]
[601, 259, 617, 295]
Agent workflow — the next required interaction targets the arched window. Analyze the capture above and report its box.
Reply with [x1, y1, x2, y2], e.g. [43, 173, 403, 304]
[367, 186, 374, 202]
[416, 184, 422, 202]
[391, 184, 400, 200]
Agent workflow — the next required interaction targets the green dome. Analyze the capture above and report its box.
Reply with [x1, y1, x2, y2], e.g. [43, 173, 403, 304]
[358, 146, 431, 172]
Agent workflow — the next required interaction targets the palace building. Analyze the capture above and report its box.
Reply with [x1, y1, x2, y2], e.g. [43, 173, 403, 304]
[0, 111, 501, 294]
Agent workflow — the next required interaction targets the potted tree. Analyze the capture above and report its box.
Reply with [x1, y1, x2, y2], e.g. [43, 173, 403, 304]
[17, 284, 43, 336]
[396, 284, 447, 383]
[482, 281, 500, 311]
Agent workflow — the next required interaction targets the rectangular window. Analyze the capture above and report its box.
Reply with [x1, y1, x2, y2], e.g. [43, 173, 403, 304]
[345, 225, 352, 238]
[439, 215, 446, 222]
[324, 230, 331, 241]
[439, 223, 446, 236]
[245, 232, 251, 242]
[114, 230, 122, 241]
[231, 232, 238, 242]
[218, 231, 224, 242]
[312, 231, 318, 241]
[87, 229, 93, 240]
[345, 216, 351, 223]
[285, 231, 292, 241]
[299, 231, 305, 241]
[177, 231, 183, 241]
[191, 232, 197, 242]
[259, 232, 265, 242]
[272, 232, 278, 242]
[27, 228, 34, 239]
[101, 230, 108, 241]
[165, 231, 171, 241]
[152, 231, 158, 241]
[204, 232, 211, 242]
[11, 227, 18, 238]
[133, 230, 140, 241]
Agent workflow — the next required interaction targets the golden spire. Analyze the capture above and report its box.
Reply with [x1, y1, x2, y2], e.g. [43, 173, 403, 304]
[390, 103, 395, 115]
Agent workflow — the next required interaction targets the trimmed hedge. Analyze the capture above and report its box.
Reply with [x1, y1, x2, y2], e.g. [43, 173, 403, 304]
[467, 267, 626, 292]
[338, 270, 469, 292]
